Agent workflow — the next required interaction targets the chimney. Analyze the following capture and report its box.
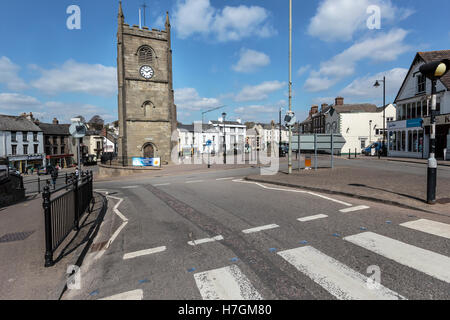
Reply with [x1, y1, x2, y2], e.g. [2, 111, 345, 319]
[321, 103, 328, 112]
[335, 97, 344, 106]
[52, 118, 59, 124]
[309, 105, 319, 116]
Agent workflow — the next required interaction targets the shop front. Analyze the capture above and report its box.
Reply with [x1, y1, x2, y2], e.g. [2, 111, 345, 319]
[388, 118, 426, 159]
[9, 154, 45, 173]
[423, 113, 450, 159]
[46, 154, 74, 168]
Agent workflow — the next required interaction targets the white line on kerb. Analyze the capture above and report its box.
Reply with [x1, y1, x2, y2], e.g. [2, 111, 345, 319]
[297, 214, 328, 222]
[278, 246, 405, 300]
[339, 205, 370, 213]
[121, 186, 138, 189]
[400, 219, 450, 239]
[216, 177, 235, 181]
[185, 180, 204, 184]
[188, 235, 224, 246]
[154, 183, 170, 186]
[99, 289, 143, 300]
[233, 180, 353, 207]
[242, 224, 279, 234]
[344, 232, 450, 283]
[123, 246, 166, 260]
[194, 265, 263, 300]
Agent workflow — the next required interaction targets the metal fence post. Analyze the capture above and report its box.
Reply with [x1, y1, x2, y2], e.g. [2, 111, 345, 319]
[38, 176, 40, 194]
[73, 175, 79, 231]
[349, 149, 351, 159]
[355, 148, 357, 158]
[331, 133, 334, 169]
[43, 186, 53, 267]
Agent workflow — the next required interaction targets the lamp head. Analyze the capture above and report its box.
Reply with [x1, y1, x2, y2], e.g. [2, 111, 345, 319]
[374, 80, 380, 88]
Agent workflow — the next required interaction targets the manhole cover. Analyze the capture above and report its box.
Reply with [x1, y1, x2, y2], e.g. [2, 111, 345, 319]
[436, 198, 450, 204]
[0, 231, 35, 243]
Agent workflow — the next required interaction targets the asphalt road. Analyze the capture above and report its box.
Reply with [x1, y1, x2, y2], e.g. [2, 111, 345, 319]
[63, 162, 450, 300]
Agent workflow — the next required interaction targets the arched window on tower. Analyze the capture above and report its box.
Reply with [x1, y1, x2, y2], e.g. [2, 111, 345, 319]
[142, 101, 155, 117]
[138, 46, 153, 64]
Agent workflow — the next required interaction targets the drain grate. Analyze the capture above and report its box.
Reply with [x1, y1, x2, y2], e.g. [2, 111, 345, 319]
[0, 231, 35, 243]
[436, 198, 450, 204]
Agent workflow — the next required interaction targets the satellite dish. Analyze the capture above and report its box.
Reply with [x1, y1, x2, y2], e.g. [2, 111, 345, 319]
[69, 121, 87, 138]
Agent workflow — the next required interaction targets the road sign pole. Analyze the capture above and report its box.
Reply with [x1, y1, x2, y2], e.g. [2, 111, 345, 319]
[331, 133, 334, 169]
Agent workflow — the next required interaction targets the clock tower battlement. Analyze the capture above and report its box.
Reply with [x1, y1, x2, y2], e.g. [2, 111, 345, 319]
[117, 1, 177, 165]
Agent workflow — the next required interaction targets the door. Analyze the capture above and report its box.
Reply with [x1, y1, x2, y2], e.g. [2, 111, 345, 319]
[143, 144, 154, 158]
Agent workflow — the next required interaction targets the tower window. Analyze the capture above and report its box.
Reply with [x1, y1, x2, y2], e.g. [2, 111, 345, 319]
[138, 46, 153, 64]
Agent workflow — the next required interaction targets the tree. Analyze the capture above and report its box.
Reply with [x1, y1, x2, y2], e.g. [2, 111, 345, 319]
[88, 115, 104, 131]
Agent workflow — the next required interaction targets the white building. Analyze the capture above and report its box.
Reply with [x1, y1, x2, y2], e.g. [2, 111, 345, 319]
[177, 118, 247, 156]
[323, 97, 396, 154]
[0, 114, 45, 172]
[389, 50, 450, 159]
[246, 123, 289, 152]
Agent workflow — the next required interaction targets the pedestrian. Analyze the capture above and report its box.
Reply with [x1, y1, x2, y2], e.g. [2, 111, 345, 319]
[75, 168, 79, 179]
[51, 169, 58, 187]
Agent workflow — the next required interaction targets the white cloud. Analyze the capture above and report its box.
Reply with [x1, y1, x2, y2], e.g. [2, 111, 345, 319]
[175, 88, 221, 111]
[234, 101, 284, 122]
[235, 81, 286, 102]
[308, 0, 414, 42]
[232, 48, 270, 73]
[0, 93, 40, 110]
[0, 92, 114, 123]
[31, 60, 117, 97]
[340, 68, 408, 100]
[0, 57, 28, 91]
[304, 29, 410, 92]
[297, 65, 311, 77]
[173, 0, 276, 41]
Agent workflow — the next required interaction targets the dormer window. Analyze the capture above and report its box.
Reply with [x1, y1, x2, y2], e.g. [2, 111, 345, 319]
[138, 46, 153, 64]
[417, 74, 426, 94]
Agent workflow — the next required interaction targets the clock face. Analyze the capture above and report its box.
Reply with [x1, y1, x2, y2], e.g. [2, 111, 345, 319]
[140, 65, 154, 79]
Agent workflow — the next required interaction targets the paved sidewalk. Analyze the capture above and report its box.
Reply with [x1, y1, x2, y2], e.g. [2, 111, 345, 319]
[0, 192, 107, 299]
[246, 166, 450, 216]
[358, 156, 450, 167]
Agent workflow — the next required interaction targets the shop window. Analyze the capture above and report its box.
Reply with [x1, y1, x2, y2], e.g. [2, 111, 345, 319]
[419, 131, 424, 153]
[408, 131, 413, 152]
[413, 131, 418, 153]
[401, 131, 406, 151]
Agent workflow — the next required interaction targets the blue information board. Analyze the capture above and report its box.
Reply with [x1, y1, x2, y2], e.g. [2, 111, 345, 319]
[132, 157, 161, 167]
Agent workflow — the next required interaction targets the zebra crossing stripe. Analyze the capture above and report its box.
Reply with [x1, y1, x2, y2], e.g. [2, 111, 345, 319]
[99, 289, 143, 300]
[194, 265, 263, 300]
[339, 205, 370, 213]
[344, 232, 450, 283]
[400, 219, 450, 239]
[297, 214, 328, 222]
[278, 246, 404, 300]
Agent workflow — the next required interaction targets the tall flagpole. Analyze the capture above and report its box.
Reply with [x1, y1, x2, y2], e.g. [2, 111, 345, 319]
[288, 0, 293, 174]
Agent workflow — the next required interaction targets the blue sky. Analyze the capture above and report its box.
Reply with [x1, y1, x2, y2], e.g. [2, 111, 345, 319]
[0, 0, 449, 124]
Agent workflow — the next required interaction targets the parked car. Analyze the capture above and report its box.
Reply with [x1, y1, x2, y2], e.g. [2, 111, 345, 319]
[363, 142, 386, 156]
[37, 165, 56, 176]
[8, 166, 21, 176]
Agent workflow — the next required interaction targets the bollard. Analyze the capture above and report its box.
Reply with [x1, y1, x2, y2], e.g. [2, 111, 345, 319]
[355, 148, 357, 158]
[348, 149, 351, 159]
[38, 176, 41, 194]
[43, 185, 54, 267]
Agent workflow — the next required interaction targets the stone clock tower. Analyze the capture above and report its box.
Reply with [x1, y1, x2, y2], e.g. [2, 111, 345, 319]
[117, 2, 177, 165]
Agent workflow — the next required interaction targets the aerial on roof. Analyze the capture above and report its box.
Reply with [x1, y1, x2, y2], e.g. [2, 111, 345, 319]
[0, 114, 42, 132]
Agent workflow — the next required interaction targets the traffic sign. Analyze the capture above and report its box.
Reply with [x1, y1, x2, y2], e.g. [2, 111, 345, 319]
[69, 121, 86, 138]
[206, 140, 212, 147]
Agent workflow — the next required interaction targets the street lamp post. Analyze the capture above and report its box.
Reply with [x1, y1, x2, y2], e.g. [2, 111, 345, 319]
[222, 112, 227, 164]
[374, 76, 386, 156]
[288, 0, 293, 174]
[279, 107, 284, 157]
[418, 59, 450, 204]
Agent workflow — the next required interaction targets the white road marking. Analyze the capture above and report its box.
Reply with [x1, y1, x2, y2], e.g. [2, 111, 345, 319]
[92, 193, 128, 260]
[216, 177, 235, 181]
[99, 289, 143, 300]
[339, 205, 370, 213]
[188, 235, 224, 246]
[344, 232, 450, 283]
[121, 186, 138, 189]
[123, 246, 167, 260]
[278, 246, 404, 300]
[185, 180, 204, 184]
[154, 183, 170, 186]
[194, 265, 263, 300]
[400, 219, 450, 239]
[233, 179, 353, 207]
[242, 224, 279, 234]
[297, 214, 328, 222]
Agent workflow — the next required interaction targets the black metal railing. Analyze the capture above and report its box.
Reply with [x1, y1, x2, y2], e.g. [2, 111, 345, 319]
[43, 171, 94, 267]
